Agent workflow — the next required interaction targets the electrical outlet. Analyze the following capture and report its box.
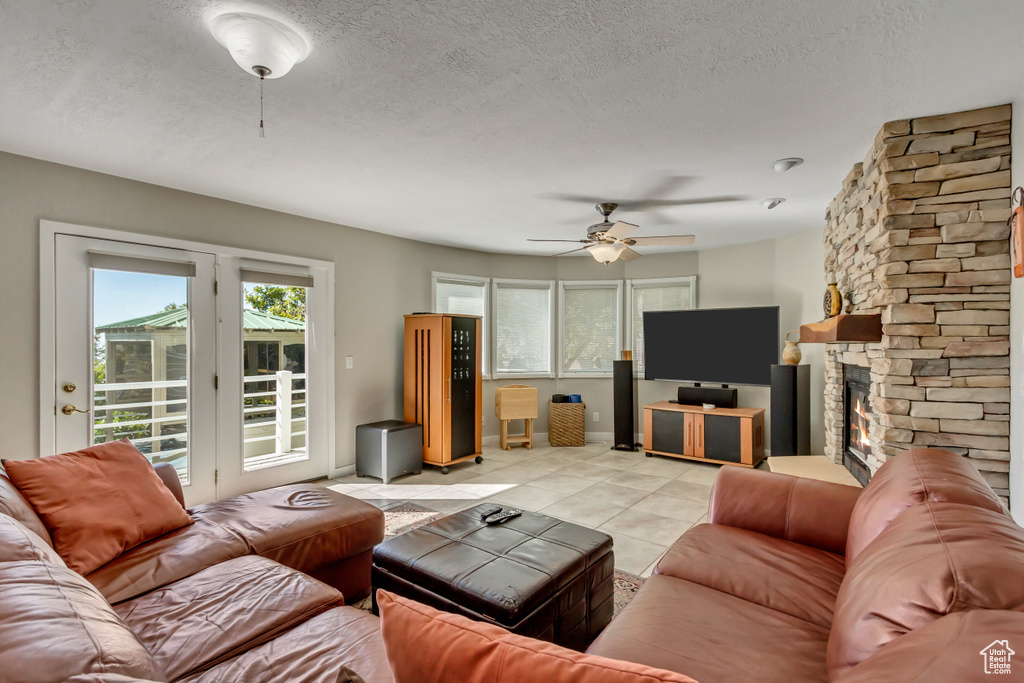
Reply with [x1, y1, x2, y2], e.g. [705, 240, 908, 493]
[345, 356, 354, 369]
[593, 411, 599, 422]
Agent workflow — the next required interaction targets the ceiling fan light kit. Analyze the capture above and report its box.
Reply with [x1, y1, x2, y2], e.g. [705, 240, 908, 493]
[773, 157, 804, 173]
[210, 12, 310, 78]
[210, 12, 311, 137]
[762, 197, 786, 209]
[533, 202, 696, 262]
[588, 241, 627, 264]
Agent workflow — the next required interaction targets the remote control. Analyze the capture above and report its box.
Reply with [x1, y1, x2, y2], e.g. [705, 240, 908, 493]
[478, 505, 503, 520]
[484, 508, 523, 524]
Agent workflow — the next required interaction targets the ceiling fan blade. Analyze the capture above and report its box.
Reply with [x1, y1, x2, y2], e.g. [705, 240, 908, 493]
[545, 193, 604, 204]
[605, 221, 639, 241]
[618, 195, 746, 210]
[638, 175, 693, 201]
[627, 235, 696, 247]
[546, 246, 589, 258]
[618, 247, 641, 262]
[527, 239, 590, 243]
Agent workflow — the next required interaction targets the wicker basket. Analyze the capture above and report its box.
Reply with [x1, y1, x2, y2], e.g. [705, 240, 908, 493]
[548, 400, 585, 447]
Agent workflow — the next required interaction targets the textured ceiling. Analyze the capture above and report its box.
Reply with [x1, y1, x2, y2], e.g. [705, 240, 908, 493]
[2, 1, 1023, 255]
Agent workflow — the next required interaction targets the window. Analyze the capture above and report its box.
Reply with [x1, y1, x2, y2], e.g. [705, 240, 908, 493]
[559, 280, 622, 376]
[240, 275, 311, 471]
[627, 277, 697, 373]
[433, 273, 489, 375]
[492, 279, 554, 376]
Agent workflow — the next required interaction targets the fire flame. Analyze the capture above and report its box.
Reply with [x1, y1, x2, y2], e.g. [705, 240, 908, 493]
[850, 396, 872, 453]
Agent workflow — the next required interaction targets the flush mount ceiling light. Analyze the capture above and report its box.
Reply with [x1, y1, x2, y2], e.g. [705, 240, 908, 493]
[210, 12, 311, 137]
[588, 241, 627, 265]
[773, 157, 803, 173]
[762, 198, 786, 209]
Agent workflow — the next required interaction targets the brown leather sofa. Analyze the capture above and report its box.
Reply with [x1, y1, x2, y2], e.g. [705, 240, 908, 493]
[588, 447, 1024, 682]
[0, 462, 396, 683]
[5, 448, 1023, 682]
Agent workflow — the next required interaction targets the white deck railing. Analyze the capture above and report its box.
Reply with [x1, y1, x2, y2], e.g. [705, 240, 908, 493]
[242, 372, 307, 455]
[93, 372, 307, 466]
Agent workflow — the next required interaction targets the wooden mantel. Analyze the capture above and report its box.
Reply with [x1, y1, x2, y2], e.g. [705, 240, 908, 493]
[799, 314, 882, 343]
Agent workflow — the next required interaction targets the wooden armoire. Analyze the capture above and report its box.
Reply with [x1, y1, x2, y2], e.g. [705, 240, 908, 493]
[403, 314, 483, 472]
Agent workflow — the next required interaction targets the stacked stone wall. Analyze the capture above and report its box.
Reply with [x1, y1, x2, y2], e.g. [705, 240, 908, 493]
[823, 105, 1012, 502]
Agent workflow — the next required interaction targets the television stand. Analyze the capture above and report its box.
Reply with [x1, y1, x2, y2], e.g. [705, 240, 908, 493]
[642, 401, 765, 468]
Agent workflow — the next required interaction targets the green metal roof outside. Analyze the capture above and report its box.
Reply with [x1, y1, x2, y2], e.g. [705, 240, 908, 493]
[97, 308, 305, 332]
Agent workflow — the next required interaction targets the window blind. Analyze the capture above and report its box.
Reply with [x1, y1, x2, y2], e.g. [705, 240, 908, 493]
[88, 251, 196, 278]
[434, 279, 485, 318]
[562, 285, 619, 374]
[240, 269, 314, 288]
[494, 282, 551, 375]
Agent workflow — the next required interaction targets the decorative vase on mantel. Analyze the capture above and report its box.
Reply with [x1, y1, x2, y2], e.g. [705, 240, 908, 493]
[823, 276, 842, 319]
[782, 331, 802, 365]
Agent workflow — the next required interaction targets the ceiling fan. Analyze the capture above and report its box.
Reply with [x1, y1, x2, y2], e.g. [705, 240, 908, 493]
[529, 202, 696, 264]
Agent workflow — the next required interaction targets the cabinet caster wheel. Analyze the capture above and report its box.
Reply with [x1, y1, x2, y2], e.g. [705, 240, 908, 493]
[441, 467, 449, 474]
[475, 456, 483, 464]
[645, 452, 653, 457]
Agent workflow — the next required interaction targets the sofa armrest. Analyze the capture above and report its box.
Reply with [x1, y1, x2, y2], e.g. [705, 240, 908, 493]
[708, 466, 862, 556]
[153, 462, 186, 509]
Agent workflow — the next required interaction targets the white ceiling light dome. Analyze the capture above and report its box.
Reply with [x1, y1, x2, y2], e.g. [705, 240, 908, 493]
[210, 12, 311, 79]
[588, 242, 627, 264]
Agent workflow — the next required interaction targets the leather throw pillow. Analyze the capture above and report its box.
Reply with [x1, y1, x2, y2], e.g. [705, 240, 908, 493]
[377, 590, 699, 683]
[4, 439, 193, 574]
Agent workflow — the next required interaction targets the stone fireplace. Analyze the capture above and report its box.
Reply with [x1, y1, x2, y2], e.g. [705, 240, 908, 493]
[823, 105, 1012, 505]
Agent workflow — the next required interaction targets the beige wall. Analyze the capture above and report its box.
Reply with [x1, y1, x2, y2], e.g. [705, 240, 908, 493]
[0, 151, 825, 476]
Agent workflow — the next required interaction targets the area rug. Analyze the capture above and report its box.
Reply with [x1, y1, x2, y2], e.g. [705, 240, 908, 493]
[360, 502, 645, 616]
[382, 502, 442, 538]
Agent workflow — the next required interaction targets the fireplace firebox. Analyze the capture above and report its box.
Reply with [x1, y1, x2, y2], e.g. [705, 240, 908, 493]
[843, 365, 872, 486]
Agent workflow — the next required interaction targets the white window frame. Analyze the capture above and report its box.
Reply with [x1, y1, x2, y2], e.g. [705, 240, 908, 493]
[626, 276, 698, 376]
[491, 278, 556, 379]
[557, 280, 623, 378]
[431, 272, 491, 378]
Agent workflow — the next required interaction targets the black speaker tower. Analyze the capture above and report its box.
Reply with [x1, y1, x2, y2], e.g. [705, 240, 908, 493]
[770, 364, 810, 456]
[612, 360, 637, 451]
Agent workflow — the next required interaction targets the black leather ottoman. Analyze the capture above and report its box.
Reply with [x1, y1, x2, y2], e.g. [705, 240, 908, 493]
[371, 503, 615, 650]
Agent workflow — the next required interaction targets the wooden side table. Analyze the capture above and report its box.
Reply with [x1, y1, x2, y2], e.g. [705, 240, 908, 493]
[495, 385, 538, 450]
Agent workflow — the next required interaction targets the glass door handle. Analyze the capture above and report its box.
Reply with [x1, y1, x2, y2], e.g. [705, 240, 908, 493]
[61, 404, 91, 415]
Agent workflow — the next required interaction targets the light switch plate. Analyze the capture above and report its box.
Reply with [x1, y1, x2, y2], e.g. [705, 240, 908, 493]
[345, 356, 354, 369]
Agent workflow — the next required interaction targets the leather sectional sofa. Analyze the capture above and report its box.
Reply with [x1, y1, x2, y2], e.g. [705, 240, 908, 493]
[0, 462, 397, 683]
[3, 447, 1022, 682]
[589, 448, 1024, 681]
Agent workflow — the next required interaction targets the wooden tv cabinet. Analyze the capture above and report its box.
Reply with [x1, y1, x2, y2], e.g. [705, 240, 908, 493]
[642, 401, 765, 468]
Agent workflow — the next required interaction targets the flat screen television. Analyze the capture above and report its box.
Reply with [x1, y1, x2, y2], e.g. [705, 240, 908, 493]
[643, 306, 780, 386]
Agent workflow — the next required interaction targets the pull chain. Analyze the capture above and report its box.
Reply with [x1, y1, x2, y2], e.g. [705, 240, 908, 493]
[251, 66, 272, 138]
[259, 74, 265, 138]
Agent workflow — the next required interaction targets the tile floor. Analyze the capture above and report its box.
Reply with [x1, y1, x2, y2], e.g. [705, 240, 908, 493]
[327, 441, 753, 577]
